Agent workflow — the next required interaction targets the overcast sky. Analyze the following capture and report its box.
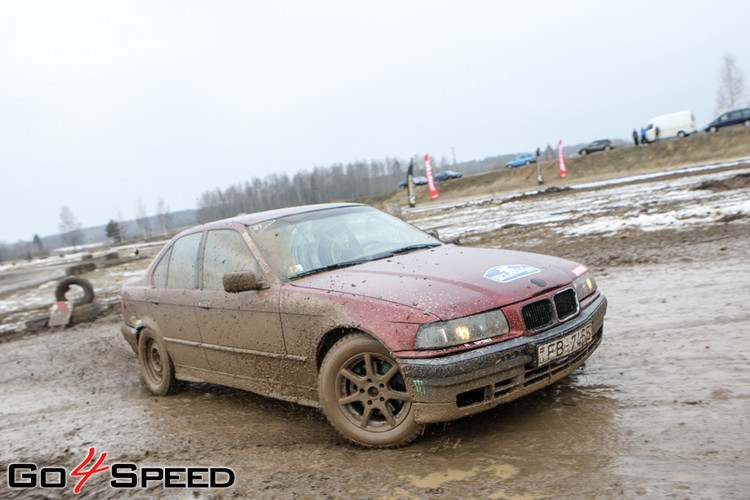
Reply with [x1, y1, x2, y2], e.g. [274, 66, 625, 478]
[1, 1, 748, 243]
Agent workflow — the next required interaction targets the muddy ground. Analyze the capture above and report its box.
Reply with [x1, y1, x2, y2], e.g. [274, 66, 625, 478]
[1, 163, 750, 498]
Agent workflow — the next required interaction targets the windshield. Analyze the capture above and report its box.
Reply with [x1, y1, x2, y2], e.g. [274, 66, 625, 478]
[247, 206, 441, 281]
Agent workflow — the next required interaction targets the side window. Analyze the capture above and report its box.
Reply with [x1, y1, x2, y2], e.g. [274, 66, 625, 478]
[151, 247, 171, 288]
[167, 232, 203, 289]
[202, 230, 259, 291]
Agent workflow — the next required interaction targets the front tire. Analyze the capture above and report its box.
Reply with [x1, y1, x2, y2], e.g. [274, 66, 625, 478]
[318, 333, 424, 447]
[138, 328, 178, 396]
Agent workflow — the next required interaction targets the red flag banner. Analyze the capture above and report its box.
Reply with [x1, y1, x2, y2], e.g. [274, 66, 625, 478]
[424, 154, 439, 200]
[558, 140, 567, 178]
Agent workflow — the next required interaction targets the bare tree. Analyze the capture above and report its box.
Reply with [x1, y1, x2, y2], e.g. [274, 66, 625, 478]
[58, 206, 83, 250]
[156, 199, 170, 236]
[716, 53, 747, 114]
[135, 198, 149, 240]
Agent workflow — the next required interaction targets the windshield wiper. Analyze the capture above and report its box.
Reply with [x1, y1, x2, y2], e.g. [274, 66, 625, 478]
[389, 243, 441, 255]
[290, 244, 441, 280]
[291, 258, 371, 280]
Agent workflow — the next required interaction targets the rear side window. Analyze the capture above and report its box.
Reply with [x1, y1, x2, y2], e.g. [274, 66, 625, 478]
[152, 247, 171, 287]
[202, 230, 259, 290]
[166, 232, 203, 289]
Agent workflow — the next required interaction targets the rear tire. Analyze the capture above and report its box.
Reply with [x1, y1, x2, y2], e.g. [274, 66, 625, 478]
[138, 328, 178, 396]
[677, 131, 686, 138]
[318, 333, 424, 447]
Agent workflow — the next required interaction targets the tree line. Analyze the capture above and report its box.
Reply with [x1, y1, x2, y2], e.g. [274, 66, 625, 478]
[196, 155, 461, 223]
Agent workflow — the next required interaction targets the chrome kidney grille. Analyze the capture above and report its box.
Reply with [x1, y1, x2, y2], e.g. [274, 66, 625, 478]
[521, 288, 579, 332]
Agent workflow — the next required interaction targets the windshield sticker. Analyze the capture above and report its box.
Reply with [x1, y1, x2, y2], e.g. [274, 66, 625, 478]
[484, 265, 540, 284]
[249, 220, 275, 232]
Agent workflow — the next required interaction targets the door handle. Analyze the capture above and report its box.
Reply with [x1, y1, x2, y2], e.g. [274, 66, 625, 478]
[197, 301, 211, 309]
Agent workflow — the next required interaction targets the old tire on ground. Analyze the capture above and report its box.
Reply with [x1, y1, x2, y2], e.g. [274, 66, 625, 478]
[55, 277, 95, 305]
[138, 328, 179, 396]
[69, 302, 103, 325]
[318, 333, 424, 447]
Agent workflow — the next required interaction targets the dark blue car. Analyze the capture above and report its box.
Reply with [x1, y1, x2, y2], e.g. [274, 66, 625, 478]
[705, 107, 750, 132]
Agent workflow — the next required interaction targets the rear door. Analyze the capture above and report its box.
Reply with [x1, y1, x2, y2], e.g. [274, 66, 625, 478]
[148, 231, 211, 370]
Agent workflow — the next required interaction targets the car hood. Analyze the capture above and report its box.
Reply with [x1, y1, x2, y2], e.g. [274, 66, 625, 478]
[290, 246, 583, 321]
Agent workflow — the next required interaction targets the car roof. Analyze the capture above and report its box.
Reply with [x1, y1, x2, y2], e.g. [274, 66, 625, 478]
[192, 203, 364, 232]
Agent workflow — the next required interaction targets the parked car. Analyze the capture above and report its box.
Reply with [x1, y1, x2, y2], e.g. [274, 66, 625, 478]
[397, 176, 428, 190]
[434, 170, 463, 182]
[705, 107, 750, 132]
[505, 153, 536, 168]
[121, 203, 607, 447]
[641, 110, 696, 143]
[578, 139, 614, 155]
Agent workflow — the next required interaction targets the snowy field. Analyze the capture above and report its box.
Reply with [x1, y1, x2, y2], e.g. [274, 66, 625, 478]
[405, 159, 750, 244]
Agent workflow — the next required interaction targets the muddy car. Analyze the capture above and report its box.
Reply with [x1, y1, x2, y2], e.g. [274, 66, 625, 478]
[120, 203, 607, 447]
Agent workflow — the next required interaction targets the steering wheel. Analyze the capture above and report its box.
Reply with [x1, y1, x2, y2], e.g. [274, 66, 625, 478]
[317, 224, 362, 266]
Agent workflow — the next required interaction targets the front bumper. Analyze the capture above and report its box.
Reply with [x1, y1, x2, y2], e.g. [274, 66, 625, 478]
[400, 293, 607, 424]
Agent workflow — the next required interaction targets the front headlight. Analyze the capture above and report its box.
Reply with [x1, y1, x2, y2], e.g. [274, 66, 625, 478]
[572, 271, 597, 301]
[414, 309, 510, 350]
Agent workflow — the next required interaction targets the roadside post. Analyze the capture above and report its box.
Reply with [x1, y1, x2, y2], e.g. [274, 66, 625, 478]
[406, 158, 416, 207]
[536, 147, 543, 185]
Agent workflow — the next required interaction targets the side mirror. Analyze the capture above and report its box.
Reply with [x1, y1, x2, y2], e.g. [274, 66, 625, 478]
[223, 271, 266, 293]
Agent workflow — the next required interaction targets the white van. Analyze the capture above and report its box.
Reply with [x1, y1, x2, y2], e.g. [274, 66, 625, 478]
[642, 110, 696, 143]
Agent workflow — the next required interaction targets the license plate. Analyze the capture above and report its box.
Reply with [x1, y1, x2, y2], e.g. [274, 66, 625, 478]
[537, 323, 593, 366]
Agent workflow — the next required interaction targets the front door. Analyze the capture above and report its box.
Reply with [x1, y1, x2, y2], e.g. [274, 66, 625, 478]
[194, 229, 286, 387]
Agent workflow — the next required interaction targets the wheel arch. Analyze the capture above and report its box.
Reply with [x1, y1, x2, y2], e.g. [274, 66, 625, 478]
[133, 317, 164, 348]
[315, 327, 382, 372]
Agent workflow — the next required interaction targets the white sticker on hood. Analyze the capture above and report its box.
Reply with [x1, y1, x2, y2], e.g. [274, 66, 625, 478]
[484, 265, 540, 284]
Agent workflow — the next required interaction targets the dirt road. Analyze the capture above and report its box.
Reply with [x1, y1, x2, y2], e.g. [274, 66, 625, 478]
[1, 163, 749, 498]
